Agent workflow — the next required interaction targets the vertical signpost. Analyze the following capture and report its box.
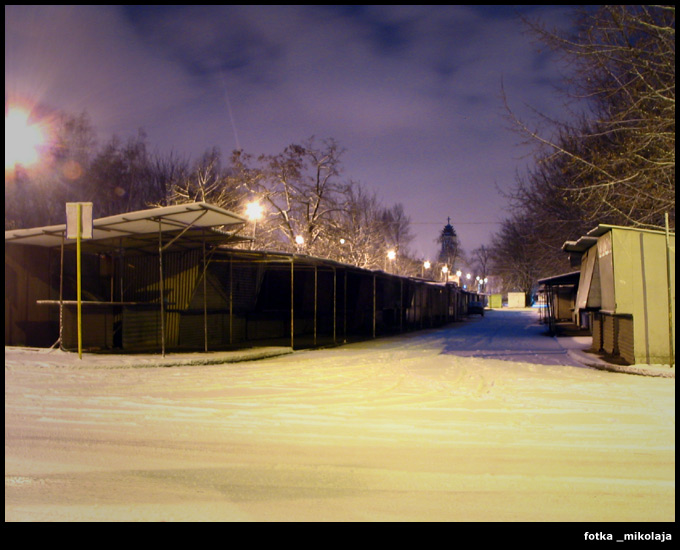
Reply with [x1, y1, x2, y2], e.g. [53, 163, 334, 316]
[66, 203, 93, 359]
[665, 212, 675, 368]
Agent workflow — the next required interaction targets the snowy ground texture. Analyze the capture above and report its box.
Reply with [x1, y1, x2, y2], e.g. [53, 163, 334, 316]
[5, 309, 675, 522]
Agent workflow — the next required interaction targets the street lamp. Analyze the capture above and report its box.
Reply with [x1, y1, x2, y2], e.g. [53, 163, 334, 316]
[245, 201, 263, 249]
[386, 249, 396, 271]
[442, 265, 449, 282]
[422, 260, 431, 278]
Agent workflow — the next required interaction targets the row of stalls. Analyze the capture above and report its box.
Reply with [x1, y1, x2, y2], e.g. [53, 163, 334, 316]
[539, 224, 675, 366]
[5, 202, 482, 354]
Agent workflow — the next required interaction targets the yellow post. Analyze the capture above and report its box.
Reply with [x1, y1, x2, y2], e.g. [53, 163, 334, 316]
[76, 203, 83, 359]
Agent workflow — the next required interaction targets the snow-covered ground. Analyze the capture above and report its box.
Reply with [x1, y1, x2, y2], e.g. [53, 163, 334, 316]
[5, 309, 675, 522]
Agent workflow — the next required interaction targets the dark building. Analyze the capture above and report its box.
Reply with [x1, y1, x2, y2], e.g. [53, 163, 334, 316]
[6, 203, 483, 355]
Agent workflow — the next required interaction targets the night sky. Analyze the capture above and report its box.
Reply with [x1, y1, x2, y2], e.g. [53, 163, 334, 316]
[5, 5, 576, 260]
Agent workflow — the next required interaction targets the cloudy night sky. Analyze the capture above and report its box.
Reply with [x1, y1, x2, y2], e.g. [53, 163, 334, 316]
[5, 5, 577, 260]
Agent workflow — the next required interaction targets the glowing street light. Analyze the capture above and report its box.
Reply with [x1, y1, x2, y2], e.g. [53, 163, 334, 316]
[442, 265, 449, 282]
[385, 249, 396, 271]
[5, 108, 45, 171]
[245, 201, 264, 249]
[245, 201, 263, 221]
[422, 260, 431, 278]
[295, 235, 305, 247]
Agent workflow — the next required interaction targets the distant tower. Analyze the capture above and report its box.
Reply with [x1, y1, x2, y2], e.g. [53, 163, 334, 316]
[437, 217, 460, 270]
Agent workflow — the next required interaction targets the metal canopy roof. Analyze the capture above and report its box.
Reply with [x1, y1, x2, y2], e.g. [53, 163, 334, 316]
[5, 202, 248, 253]
[562, 236, 598, 253]
[586, 223, 675, 238]
[537, 271, 580, 287]
[562, 224, 675, 254]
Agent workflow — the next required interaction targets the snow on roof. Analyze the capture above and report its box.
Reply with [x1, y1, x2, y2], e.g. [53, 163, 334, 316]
[563, 224, 675, 253]
[537, 271, 580, 287]
[587, 223, 674, 238]
[5, 202, 247, 251]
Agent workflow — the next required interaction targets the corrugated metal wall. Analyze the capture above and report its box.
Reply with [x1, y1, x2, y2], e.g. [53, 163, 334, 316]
[618, 316, 635, 365]
[595, 312, 635, 365]
[122, 249, 201, 349]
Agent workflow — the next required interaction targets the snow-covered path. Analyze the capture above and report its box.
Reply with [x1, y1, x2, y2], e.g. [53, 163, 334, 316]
[401, 308, 586, 366]
[5, 309, 675, 522]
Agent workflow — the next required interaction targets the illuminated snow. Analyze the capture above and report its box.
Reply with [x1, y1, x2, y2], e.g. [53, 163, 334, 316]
[5, 309, 675, 522]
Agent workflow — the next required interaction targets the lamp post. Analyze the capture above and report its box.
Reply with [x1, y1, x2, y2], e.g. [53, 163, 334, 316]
[422, 260, 431, 278]
[245, 201, 263, 249]
[386, 249, 396, 272]
[442, 265, 449, 282]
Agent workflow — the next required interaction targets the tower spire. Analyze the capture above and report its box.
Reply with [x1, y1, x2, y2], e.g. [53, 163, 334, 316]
[437, 217, 459, 277]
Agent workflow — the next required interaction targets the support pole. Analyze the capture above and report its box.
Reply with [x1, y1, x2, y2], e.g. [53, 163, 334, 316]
[400, 278, 404, 333]
[59, 233, 64, 351]
[665, 213, 675, 367]
[119, 239, 124, 302]
[343, 269, 347, 344]
[314, 265, 318, 347]
[158, 220, 166, 357]
[291, 256, 295, 349]
[333, 267, 337, 346]
[203, 232, 208, 352]
[373, 274, 376, 339]
[76, 203, 83, 360]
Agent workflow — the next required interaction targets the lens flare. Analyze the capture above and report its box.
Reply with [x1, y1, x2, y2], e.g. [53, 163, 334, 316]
[5, 108, 45, 169]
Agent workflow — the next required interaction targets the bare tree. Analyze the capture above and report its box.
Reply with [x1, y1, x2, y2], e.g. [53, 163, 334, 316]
[146, 151, 189, 207]
[508, 5, 675, 230]
[380, 203, 415, 274]
[470, 245, 492, 279]
[240, 137, 349, 255]
[492, 5, 674, 293]
[166, 148, 242, 213]
[490, 215, 550, 299]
